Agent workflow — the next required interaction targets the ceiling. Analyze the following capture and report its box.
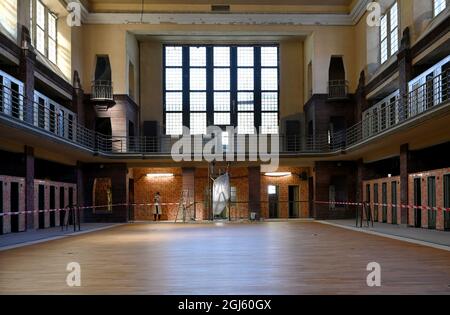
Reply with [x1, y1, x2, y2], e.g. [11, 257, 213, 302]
[83, 0, 357, 14]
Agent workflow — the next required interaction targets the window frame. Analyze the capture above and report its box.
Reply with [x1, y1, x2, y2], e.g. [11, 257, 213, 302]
[380, 1, 399, 65]
[29, 0, 58, 65]
[433, 0, 447, 17]
[163, 44, 280, 136]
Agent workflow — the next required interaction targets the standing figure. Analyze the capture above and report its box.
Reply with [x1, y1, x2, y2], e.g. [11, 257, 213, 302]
[154, 192, 161, 221]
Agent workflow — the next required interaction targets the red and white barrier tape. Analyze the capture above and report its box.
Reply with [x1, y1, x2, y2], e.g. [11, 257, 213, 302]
[1, 201, 449, 217]
[315, 201, 450, 212]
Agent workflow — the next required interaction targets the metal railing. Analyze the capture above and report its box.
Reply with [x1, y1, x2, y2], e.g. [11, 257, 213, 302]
[91, 80, 113, 101]
[328, 80, 349, 99]
[0, 70, 448, 156]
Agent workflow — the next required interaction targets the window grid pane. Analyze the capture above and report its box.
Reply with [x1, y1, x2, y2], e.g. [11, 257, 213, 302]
[190, 47, 206, 67]
[390, 28, 399, 56]
[238, 68, 254, 91]
[434, 0, 446, 16]
[48, 13, 56, 39]
[214, 113, 230, 125]
[238, 113, 255, 134]
[237, 47, 254, 67]
[166, 113, 183, 135]
[214, 68, 230, 91]
[262, 113, 279, 134]
[261, 68, 278, 91]
[165, 92, 183, 111]
[261, 47, 278, 67]
[166, 68, 183, 91]
[238, 92, 254, 111]
[190, 92, 206, 111]
[165, 46, 182, 67]
[37, 1, 45, 27]
[48, 39, 56, 63]
[190, 68, 206, 91]
[214, 92, 230, 111]
[190, 113, 207, 135]
[261, 92, 278, 111]
[214, 47, 230, 67]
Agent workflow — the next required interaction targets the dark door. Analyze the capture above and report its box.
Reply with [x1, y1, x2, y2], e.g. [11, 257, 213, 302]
[10, 182, 19, 232]
[308, 177, 314, 218]
[373, 184, 379, 222]
[95, 118, 113, 151]
[285, 120, 301, 152]
[288, 186, 299, 218]
[38, 185, 45, 229]
[391, 181, 397, 224]
[366, 184, 371, 221]
[427, 177, 436, 229]
[68, 187, 74, 225]
[382, 183, 387, 223]
[444, 174, 450, 231]
[442, 62, 449, 103]
[414, 178, 422, 228]
[49, 186, 56, 227]
[0, 181, 3, 234]
[59, 187, 65, 226]
[268, 185, 279, 219]
[129, 178, 135, 221]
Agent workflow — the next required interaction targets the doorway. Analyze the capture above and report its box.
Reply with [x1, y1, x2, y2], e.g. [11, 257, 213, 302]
[427, 177, 436, 229]
[128, 178, 135, 221]
[49, 186, 56, 227]
[289, 186, 299, 218]
[391, 181, 398, 225]
[268, 185, 279, 219]
[59, 187, 65, 226]
[38, 185, 45, 229]
[413, 178, 422, 228]
[10, 182, 19, 232]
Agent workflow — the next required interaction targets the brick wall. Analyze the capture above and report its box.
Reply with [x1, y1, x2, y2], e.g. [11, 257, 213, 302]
[261, 167, 309, 219]
[133, 168, 183, 221]
[408, 168, 450, 231]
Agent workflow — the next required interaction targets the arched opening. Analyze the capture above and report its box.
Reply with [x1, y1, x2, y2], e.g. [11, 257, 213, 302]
[92, 55, 113, 101]
[328, 56, 348, 99]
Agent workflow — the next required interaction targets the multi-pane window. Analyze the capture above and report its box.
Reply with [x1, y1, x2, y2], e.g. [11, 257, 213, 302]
[380, 2, 399, 64]
[163, 45, 279, 136]
[30, 0, 58, 64]
[434, 0, 447, 17]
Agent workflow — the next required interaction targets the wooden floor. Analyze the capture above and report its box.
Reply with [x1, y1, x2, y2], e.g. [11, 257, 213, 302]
[0, 222, 449, 295]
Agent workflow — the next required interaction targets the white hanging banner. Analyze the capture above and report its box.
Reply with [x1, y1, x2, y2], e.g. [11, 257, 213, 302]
[212, 173, 230, 216]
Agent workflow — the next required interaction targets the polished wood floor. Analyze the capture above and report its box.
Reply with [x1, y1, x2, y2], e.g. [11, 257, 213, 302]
[0, 222, 449, 294]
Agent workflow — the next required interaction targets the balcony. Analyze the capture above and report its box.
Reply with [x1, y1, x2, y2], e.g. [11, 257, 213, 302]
[91, 80, 114, 104]
[0, 68, 449, 158]
[328, 80, 349, 100]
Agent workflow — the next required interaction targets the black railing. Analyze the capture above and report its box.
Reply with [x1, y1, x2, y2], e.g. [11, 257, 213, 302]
[91, 80, 113, 101]
[0, 70, 448, 156]
[328, 80, 348, 99]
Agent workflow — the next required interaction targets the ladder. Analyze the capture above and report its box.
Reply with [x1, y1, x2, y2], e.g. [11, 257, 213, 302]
[175, 190, 191, 223]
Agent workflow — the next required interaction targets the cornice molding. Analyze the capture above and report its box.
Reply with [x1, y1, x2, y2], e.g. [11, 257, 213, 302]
[78, 0, 370, 26]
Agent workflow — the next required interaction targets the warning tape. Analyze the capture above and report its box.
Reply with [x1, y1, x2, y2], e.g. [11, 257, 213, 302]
[1, 201, 449, 217]
[315, 201, 450, 212]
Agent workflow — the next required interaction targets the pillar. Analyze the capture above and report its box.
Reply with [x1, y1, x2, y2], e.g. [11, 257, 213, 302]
[248, 166, 261, 220]
[18, 26, 36, 125]
[73, 71, 85, 126]
[397, 28, 413, 122]
[24, 145, 34, 230]
[400, 143, 409, 225]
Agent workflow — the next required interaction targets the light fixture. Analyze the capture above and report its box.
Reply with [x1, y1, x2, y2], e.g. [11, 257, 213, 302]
[388, 174, 392, 178]
[146, 173, 174, 178]
[264, 172, 292, 177]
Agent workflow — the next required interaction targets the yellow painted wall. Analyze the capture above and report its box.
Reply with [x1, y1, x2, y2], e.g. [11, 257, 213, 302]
[0, 0, 18, 42]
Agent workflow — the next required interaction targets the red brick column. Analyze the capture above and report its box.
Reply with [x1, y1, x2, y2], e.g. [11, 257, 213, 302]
[24, 146, 34, 230]
[248, 166, 261, 220]
[400, 144, 409, 225]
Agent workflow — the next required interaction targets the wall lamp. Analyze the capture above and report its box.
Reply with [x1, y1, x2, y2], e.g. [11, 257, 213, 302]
[146, 173, 174, 178]
[264, 172, 292, 177]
